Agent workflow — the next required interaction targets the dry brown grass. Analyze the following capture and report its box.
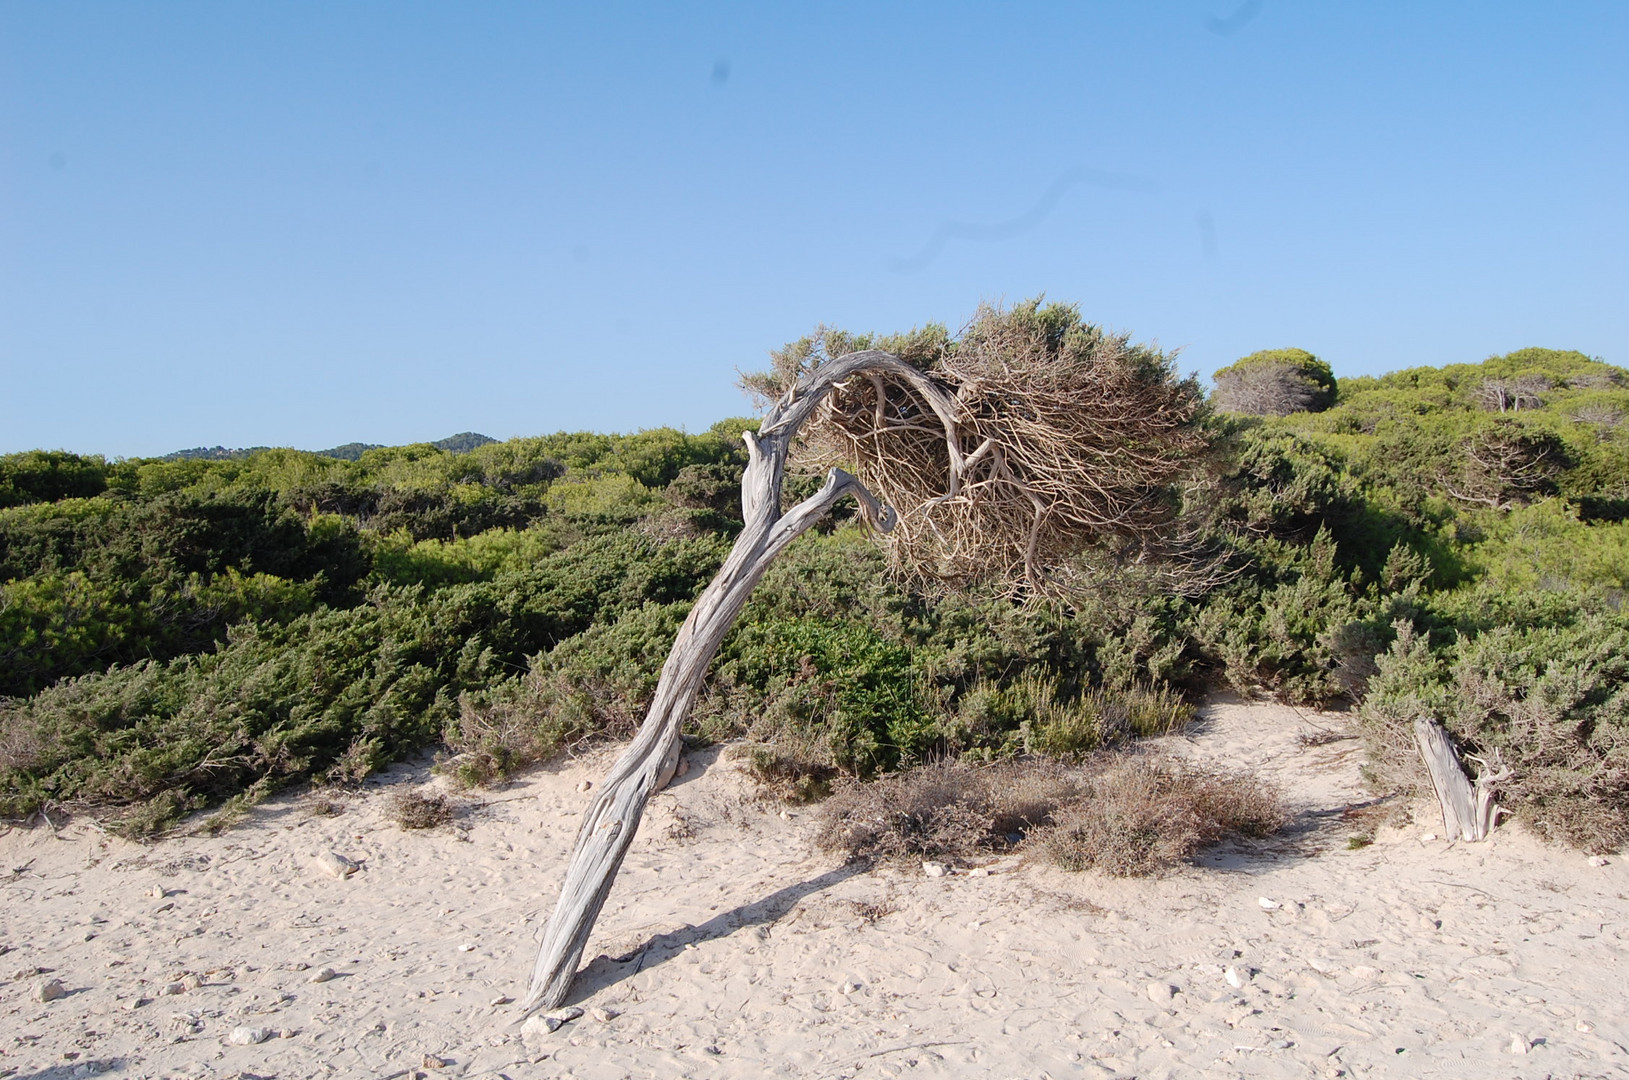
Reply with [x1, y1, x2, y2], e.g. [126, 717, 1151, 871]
[1035, 757, 1285, 876]
[813, 758, 1082, 863]
[304, 793, 348, 817]
[387, 788, 455, 830]
[813, 753, 1284, 877]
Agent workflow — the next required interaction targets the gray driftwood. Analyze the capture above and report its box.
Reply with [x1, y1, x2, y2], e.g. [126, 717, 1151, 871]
[521, 351, 961, 1013]
[1413, 717, 1509, 842]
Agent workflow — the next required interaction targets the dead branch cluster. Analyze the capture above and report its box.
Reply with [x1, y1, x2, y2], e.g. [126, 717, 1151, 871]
[1443, 421, 1568, 509]
[793, 308, 1208, 596]
[1210, 361, 1325, 416]
[1473, 375, 1551, 413]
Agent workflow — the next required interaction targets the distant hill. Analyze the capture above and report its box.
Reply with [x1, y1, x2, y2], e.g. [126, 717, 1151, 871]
[432, 432, 497, 454]
[314, 442, 386, 461]
[160, 433, 497, 462]
[159, 446, 272, 462]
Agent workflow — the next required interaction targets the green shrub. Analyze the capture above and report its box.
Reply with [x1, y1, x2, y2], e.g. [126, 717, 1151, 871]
[0, 451, 109, 508]
[1360, 600, 1629, 853]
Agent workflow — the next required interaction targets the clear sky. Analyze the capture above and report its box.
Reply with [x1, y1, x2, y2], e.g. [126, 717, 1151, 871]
[3, 2, 1625, 458]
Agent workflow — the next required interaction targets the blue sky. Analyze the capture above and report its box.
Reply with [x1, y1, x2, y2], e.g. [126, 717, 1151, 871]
[3, 2, 1625, 457]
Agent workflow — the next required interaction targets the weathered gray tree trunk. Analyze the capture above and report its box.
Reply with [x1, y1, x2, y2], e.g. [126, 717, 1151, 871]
[521, 352, 961, 1013]
[1413, 717, 1509, 842]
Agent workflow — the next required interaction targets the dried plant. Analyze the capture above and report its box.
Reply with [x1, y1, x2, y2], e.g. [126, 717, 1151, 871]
[1571, 403, 1625, 431]
[1035, 757, 1285, 876]
[1443, 422, 1569, 509]
[529, 300, 1216, 1011]
[780, 302, 1210, 596]
[388, 788, 455, 830]
[814, 758, 1083, 863]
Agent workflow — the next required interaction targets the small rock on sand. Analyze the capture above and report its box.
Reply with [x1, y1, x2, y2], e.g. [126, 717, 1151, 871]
[35, 978, 66, 1002]
[1508, 1034, 1529, 1055]
[314, 851, 359, 879]
[180, 973, 203, 990]
[1258, 897, 1281, 910]
[577, 781, 593, 793]
[149, 884, 167, 899]
[228, 1025, 274, 1046]
[922, 862, 947, 878]
[422, 1053, 449, 1069]
[1146, 981, 1177, 1003]
[521, 1006, 584, 1041]
[590, 1006, 619, 1022]
[308, 967, 337, 983]
[162, 981, 187, 995]
[1589, 856, 1610, 867]
[1225, 966, 1249, 988]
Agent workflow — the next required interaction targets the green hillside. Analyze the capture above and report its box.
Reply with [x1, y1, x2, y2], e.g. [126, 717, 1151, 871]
[1, 340, 1624, 851]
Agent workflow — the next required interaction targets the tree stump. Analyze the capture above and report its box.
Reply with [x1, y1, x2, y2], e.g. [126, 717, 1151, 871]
[1413, 717, 1509, 842]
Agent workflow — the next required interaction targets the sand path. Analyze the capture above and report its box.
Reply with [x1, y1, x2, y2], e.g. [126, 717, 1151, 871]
[3, 698, 1626, 1079]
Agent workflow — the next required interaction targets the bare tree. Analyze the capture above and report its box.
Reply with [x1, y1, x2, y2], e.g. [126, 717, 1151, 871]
[1210, 349, 1335, 417]
[521, 303, 1206, 1013]
[1473, 375, 1551, 413]
[1443, 422, 1569, 510]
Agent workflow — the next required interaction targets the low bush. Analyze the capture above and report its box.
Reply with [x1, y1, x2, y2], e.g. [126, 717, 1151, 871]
[8, 335, 1629, 857]
[1035, 757, 1285, 876]
[814, 753, 1283, 875]
[813, 758, 1082, 863]
[1360, 602, 1629, 853]
[388, 788, 455, 830]
[738, 744, 839, 804]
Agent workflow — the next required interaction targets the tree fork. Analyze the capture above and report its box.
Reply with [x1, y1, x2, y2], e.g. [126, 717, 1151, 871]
[521, 352, 956, 1013]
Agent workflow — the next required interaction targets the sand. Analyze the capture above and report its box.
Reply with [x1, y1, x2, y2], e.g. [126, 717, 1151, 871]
[3, 697, 1626, 1079]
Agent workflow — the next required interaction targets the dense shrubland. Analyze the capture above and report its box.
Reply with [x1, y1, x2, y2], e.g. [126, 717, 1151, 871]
[1223, 346, 1629, 852]
[1, 321, 1625, 853]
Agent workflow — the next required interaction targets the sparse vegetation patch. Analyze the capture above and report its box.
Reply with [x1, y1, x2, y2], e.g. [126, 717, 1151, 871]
[388, 788, 456, 830]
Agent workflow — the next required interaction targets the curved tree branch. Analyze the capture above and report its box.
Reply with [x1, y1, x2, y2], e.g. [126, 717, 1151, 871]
[520, 352, 938, 1014]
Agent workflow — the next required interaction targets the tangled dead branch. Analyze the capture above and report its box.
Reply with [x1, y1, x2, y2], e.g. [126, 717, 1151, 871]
[787, 303, 1210, 595]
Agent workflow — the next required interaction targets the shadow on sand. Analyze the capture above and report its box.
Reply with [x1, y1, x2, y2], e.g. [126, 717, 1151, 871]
[565, 861, 866, 1003]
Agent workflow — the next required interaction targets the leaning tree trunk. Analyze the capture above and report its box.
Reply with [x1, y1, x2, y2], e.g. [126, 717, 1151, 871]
[520, 352, 962, 1013]
[1413, 717, 1510, 842]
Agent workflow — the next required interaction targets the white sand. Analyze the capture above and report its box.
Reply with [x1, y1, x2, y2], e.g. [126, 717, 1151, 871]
[3, 697, 1626, 1079]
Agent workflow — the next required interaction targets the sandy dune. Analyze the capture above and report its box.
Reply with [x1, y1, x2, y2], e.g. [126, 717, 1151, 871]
[3, 698, 1626, 1079]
